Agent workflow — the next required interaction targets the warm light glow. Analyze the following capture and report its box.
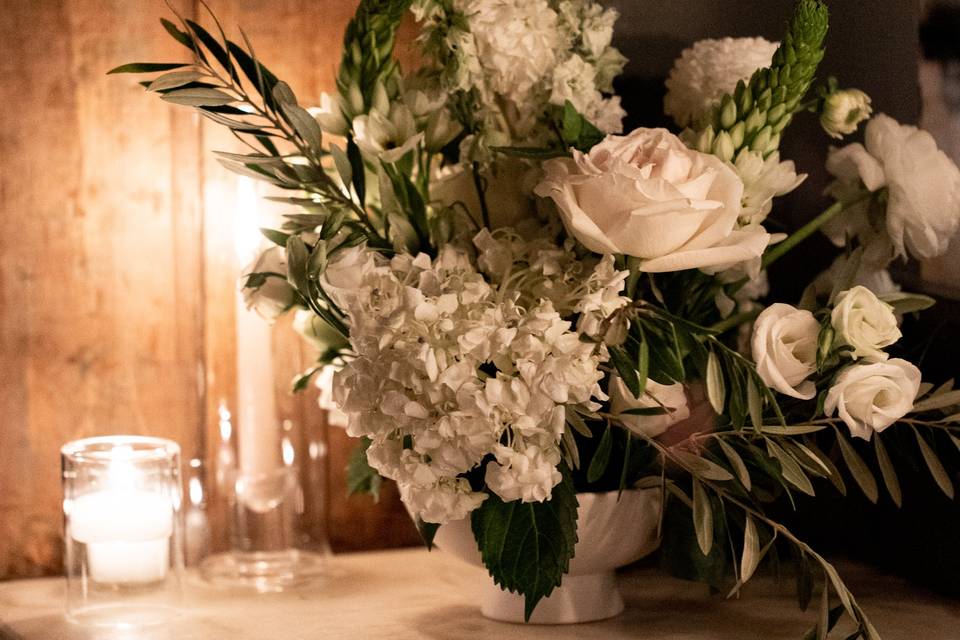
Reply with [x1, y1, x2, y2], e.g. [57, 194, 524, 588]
[233, 176, 263, 264]
[218, 402, 233, 443]
[281, 436, 295, 467]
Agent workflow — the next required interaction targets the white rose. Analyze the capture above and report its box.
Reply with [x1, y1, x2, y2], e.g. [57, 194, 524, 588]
[825, 359, 921, 440]
[664, 37, 779, 128]
[320, 244, 380, 309]
[240, 246, 296, 321]
[820, 88, 872, 139]
[609, 375, 690, 438]
[751, 303, 820, 400]
[825, 113, 960, 260]
[831, 285, 901, 361]
[534, 128, 770, 272]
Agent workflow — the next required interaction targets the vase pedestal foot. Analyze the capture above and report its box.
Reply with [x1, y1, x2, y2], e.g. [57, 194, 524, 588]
[480, 570, 623, 624]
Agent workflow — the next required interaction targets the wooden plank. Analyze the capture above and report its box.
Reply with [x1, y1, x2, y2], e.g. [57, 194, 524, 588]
[0, 0, 202, 577]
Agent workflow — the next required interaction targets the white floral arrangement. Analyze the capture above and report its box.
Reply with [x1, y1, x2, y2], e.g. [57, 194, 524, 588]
[116, 0, 960, 635]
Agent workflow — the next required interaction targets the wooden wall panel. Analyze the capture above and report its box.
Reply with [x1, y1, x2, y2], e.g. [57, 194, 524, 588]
[0, 0, 420, 579]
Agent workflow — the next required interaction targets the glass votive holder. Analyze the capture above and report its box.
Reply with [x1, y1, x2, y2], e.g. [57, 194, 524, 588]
[61, 436, 184, 628]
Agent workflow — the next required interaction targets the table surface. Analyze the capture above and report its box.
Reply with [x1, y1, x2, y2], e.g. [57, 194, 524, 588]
[0, 548, 957, 640]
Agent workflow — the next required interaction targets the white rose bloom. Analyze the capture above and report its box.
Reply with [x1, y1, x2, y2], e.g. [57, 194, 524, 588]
[484, 443, 562, 503]
[824, 113, 960, 260]
[825, 359, 921, 440]
[820, 88, 872, 139]
[831, 285, 901, 361]
[320, 244, 381, 309]
[751, 303, 820, 400]
[664, 37, 779, 128]
[240, 246, 296, 321]
[535, 128, 771, 272]
[608, 375, 690, 438]
[400, 478, 488, 525]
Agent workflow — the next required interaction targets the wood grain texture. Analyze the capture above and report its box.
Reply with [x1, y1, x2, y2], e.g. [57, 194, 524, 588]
[0, 0, 418, 579]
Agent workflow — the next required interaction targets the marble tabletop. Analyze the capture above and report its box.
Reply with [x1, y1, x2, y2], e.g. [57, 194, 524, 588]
[0, 548, 957, 639]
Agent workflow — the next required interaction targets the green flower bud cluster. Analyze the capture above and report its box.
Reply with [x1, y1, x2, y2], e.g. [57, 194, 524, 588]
[691, 0, 829, 161]
[336, 0, 413, 115]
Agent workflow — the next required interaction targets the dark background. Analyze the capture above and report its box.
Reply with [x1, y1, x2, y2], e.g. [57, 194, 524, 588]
[609, 0, 960, 597]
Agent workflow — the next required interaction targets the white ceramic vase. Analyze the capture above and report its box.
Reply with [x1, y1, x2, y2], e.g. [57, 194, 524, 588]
[434, 488, 662, 624]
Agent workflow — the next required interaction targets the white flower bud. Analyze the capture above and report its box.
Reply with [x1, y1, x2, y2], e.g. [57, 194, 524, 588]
[820, 88, 872, 139]
[308, 93, 349, 136]
[831, 285, 901, 361]
[240, 246, 296, 321]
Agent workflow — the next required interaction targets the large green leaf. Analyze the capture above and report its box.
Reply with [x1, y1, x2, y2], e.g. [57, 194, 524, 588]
[471, 464, 579, 621]
[346, 437, 382, 500]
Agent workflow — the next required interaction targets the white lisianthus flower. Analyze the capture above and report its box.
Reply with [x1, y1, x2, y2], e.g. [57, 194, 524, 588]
[824, 113, 960, 260]
[825, 359, 921, 440]
[400, 478, 488, 524]
[608, 376, 690, 438]
[484, 443, 562, 503]
[732, 149, 807, 225]
[664, 37, 779, 128]
[240, 246, 296, 321]
[535, 128, 771, 272]
[809, 253, 901, 301]
[831, 286, 901, 361]
[820, 88, 872, 139]
[751, 303, 820, 400]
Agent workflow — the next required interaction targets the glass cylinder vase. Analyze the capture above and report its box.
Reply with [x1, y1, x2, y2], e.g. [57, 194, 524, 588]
[61, 436, 184, 628]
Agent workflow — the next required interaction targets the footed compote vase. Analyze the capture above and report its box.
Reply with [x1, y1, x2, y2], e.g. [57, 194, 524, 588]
[434, 488, 662, 624]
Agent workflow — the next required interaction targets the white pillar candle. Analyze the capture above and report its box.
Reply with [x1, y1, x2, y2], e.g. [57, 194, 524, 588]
[71, 490, 173, 584]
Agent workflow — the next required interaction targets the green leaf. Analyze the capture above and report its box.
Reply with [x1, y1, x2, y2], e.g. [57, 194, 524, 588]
[673, 450, 734, 482]
[586, 423, 613, 483]
[692, 479, 714, 556]
[609, 346, 641, 399]
[706, 350, 726, 415]
[346, 437, 382, 500]
[836, 430, 879, 503]
[489, 145, 567, 160]
[147, 69, 205, 92]
[565, 407, 592, 438]
[747, 378, 763, 430]
[107, 62, 190, 74]
[472, 464, 579, 621]
[184, 19, 232, 73]
[281, 101, 323, 154]
[768, 441, 815, 496]
[161, 87, 235, 106]
[913, 427, 955, 499]
[796, 551, 814, 611]
[912, 389, 960, 413]
[873, 434, 902, 507]
[416, 519, 440, 550]
[618, 434, 633, 496]
[716, 438, 751, 491]
[330, 144, 353, 191]
[160, 17, 194, 49]
[759, 425, 827, 435]
[878, 291, 936, 315]
[260, 227, 290, 247]
[285, 235, 311, 298]
[740, 515, 761, 583]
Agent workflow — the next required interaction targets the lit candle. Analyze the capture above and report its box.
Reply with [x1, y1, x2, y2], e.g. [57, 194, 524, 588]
[69, 448, 173, 584]
[233, 176, 284, 513]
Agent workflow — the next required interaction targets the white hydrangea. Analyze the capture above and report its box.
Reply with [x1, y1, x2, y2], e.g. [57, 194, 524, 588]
[732, 149, 807, 225]
[664, 37, 779, 129]
[329, 237, 609, 524]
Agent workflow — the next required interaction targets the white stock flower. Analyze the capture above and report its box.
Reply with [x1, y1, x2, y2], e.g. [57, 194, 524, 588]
[825, 359, 921, 440]
[608, 376, 690, 438]
[240, 246, 296, 321]
[548, 54, 625, 134]
[664, 37, 779, 128]
[400, 478, 488, 524]
[535, 128, 771, 272]
[825, 113, 960, 260]
[484, 443, 562, 503]
[751, 303, 820, 400]
[820, 89, 872, 139]
[831, 285, 901, 361]
[732, 149, 806, 225]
